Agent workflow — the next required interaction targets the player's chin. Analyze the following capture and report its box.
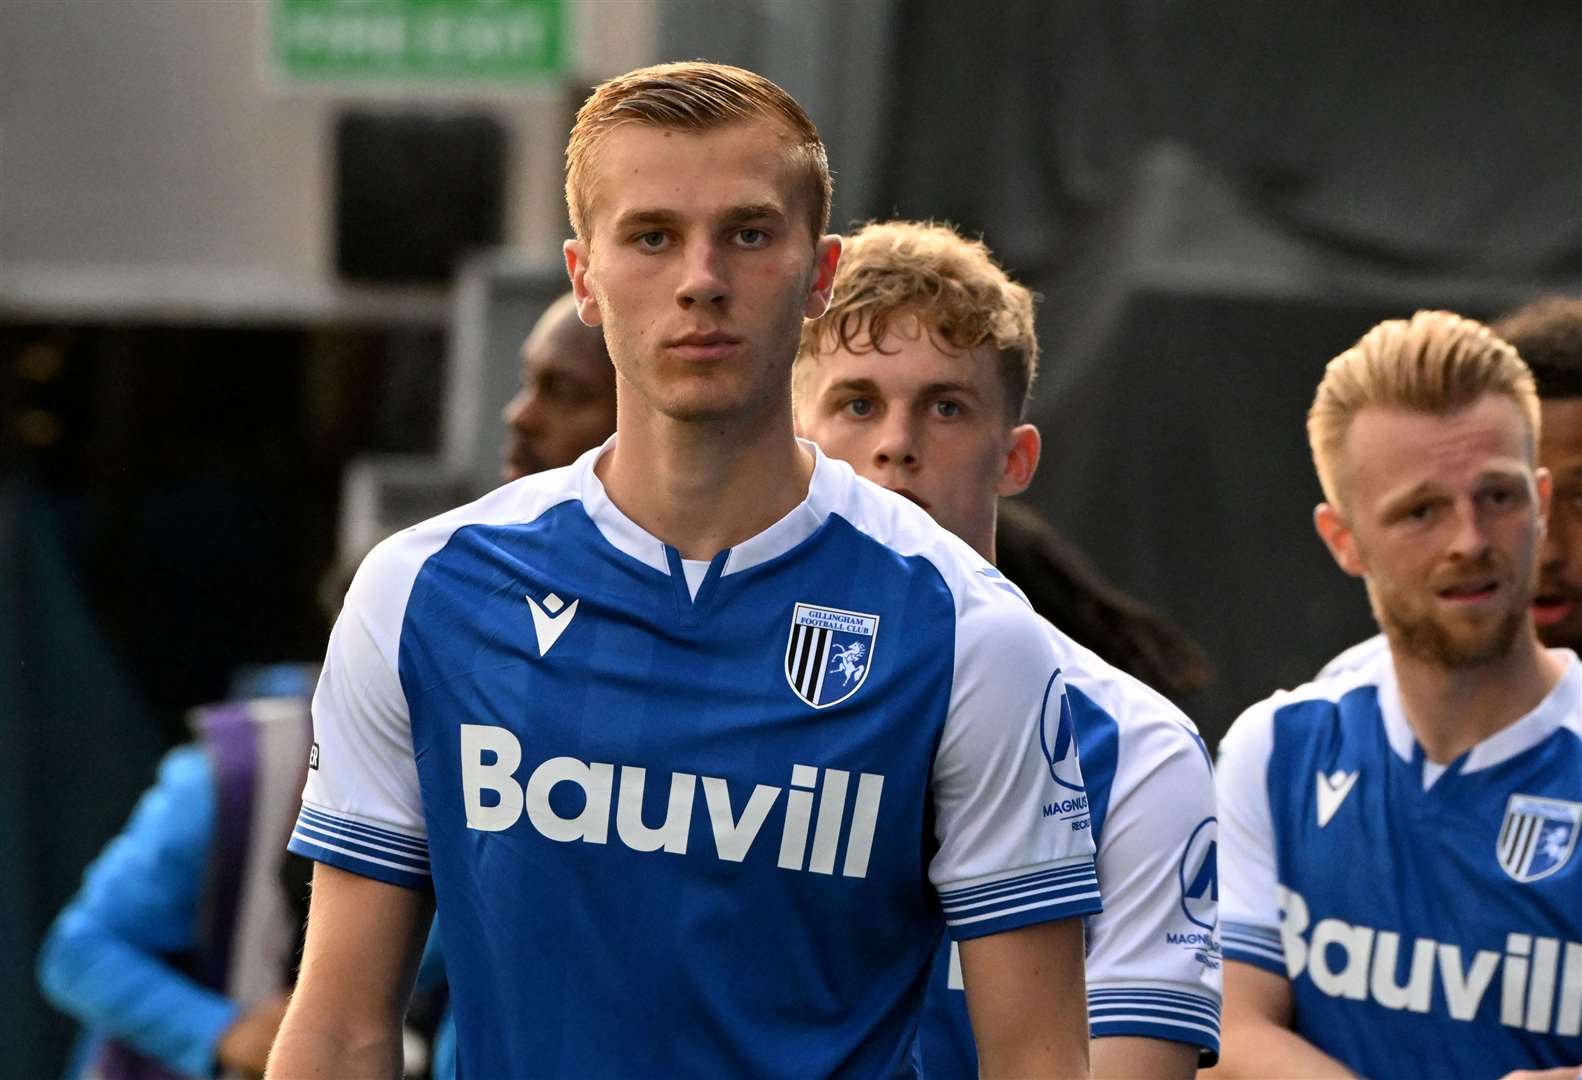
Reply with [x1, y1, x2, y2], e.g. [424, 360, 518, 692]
[1443, 614, 1526, 665]
[657, 384, 764, 423]
[503, 443, 546, 480]
[1537, 613, 1582, 653]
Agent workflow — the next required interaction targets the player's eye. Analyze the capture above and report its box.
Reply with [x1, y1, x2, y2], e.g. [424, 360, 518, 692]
[843, 398, 875, 418]
[633, 231, 670, 251]
[932, 400, 964, 419]
[1481, 484, 1524, 510]
[735, 228, 770, 248]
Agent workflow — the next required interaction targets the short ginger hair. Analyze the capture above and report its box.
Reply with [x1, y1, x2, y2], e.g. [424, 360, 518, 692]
[1308, 309, 1539, 509]
[564, 61, 831, 243]
[794, 220, 1039, 422]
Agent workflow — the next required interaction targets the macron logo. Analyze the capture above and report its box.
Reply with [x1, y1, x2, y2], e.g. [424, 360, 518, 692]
[525, 591, 579, 656]
[1316, 769, 1359, 828]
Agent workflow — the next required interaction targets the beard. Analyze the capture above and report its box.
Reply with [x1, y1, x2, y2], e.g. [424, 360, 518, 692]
[1371, 557, 1531, 669]
[1378, 594, 1527, 668]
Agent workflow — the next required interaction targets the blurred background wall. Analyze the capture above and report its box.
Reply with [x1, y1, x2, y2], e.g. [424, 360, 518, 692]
[4, 1, 1582, 1074]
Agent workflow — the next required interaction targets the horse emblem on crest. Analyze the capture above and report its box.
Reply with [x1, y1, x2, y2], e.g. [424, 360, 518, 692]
[785, 603, 880, 708]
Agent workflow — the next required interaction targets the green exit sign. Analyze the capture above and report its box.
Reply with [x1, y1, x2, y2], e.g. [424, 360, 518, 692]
[271, 0, 566, 83]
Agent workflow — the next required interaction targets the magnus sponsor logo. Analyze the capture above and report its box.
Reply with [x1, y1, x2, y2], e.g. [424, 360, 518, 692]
[1280, 885, 1582, 1034]
[1179, 817, 1218, 931]
[1042, 795, 1090, 819]
[460, 724, 885, 878]
[1039, 671, 1085, 794]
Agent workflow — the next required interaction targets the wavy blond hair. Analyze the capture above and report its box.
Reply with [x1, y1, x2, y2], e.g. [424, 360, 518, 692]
[795, 220, 1038, 422]
[1309, 309, 1539, 508]
[565, 61, 831, 244]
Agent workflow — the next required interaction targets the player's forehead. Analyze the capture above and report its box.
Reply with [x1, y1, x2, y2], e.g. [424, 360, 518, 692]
[1540, 396, 1582, 463]
[1343, 395, 1531, 506]
[581, 119, 807, 240]
[814, 312, 1000, 398]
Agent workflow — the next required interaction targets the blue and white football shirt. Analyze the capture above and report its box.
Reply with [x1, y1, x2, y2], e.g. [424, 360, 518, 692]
[917, 628, 1222, 1075]
[288, 439, 1100, 1078]
[1219, 640, 1582, 1077]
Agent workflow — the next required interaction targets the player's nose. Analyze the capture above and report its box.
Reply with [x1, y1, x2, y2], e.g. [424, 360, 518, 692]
[871, 413, 919, 468]
[675, 239, 728, 308]
[503, 389, 541, 433]
[1447, 500, 1493, 560]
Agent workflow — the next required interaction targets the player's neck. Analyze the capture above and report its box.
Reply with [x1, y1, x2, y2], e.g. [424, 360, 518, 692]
[1389, 634, 1563, 764]
[977, 519, 998, 566]
[598, 402, 812, 561]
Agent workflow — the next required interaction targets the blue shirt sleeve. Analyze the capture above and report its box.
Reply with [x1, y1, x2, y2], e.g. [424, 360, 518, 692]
[37, 745, 240, 1078]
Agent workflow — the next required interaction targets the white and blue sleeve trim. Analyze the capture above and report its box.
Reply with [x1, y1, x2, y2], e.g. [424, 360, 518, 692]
[288, 802, 431, 890]
[1221, 919, 1284, 974]
[937, 855, 1101, 941]
[1088, 985, 1221, 1061]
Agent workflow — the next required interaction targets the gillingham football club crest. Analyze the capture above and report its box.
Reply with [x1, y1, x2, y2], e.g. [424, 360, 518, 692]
[1497, 793, 1582, 883]
[785, 603, 879, 708]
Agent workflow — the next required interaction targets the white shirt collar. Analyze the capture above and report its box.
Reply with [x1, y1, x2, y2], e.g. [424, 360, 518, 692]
[1377, 647, 1582, 782]
[572, 435, 840, 578]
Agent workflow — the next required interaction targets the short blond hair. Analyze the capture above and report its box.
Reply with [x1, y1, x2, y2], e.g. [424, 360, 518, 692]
[1308, 309, 1539, 508]
[565, 61, 831, 243]
[795, 220, 1039, 422]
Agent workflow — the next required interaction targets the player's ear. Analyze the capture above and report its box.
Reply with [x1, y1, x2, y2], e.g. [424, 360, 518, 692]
[1314, 502, 1364, 578]
[803, 235, 842, 319]
[564, 239, 603, 327]
[1536, 464, 1553, 524]
[996, 423, 1042, 498]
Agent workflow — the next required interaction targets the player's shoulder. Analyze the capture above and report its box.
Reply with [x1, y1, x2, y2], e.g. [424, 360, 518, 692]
[351, 461, 584, 603]
[1558, 649, 1582, 742]
[815, 450, 1038, 622]
[1047, 622, 1212, 775]
[1220, 636, 1389, 764]
[1313, 632, 1389, 683]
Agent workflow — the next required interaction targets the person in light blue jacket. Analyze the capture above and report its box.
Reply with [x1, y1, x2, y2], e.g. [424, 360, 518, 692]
[38, 667, 316, 1079]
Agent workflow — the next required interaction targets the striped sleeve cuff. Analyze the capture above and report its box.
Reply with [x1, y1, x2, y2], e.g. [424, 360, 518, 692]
[287, 802, 431, 890]
[1088, 986, 1221, 1065]
[938, 856, 1102, 941]
[1221, 919, 1285, 974]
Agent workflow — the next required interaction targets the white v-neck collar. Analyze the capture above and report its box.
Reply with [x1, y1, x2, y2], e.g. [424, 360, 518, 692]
[573, 435, 839, 581]
[1376, 648, 1582, 787]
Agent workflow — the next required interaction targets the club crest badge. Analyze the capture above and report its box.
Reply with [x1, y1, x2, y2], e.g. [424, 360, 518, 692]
[1497, 793, 1582, 883]
[785, 603, 879, 709]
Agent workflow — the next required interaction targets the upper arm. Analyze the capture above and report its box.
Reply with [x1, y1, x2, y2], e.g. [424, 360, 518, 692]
[1090, 1036, 1198, 1080]
[268, 863, 434, 1074]
[1215, 702, 1287, 973]
[288, 545, 431, 889]
[928, 602, 1100, 937]
[1223, 958, 1293, 1028]
[1218, 960, 1360, 1079]
[959, 918, 1089, 1079]
[1081, 702, 1221, 1063]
